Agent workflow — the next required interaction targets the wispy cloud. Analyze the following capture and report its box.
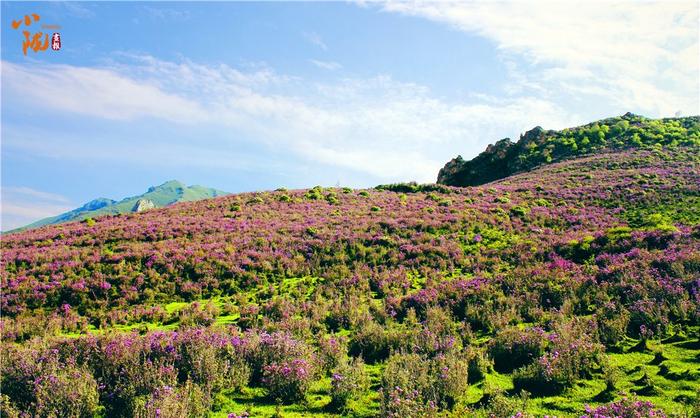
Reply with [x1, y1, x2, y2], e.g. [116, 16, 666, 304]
[1, 187, 74, 231]
[2, 56, 576, 184]
[381, 0, 699, 117]
[309, 59, 342, 71]
[2, 187, 71, 204]
[141, 5, 191, 21]
[303, 31, 328, 50]
[3, 61, 207, 123]
[59, 1, 96, 19]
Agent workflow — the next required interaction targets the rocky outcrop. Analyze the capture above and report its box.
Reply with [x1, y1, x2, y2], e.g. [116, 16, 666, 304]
[132, 199, 156, 212]
[437, 137, 517, 186]
[436, 113, 695, 187]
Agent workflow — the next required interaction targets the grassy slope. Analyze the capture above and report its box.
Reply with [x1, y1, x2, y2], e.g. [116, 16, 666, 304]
[2, 146, 699, 417]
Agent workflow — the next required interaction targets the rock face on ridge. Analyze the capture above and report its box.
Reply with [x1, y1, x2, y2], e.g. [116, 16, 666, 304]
[132, 199, 156, 212]
[437, 114, 699, 186]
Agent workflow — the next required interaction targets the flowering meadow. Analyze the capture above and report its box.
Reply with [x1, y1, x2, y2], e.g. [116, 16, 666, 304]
[1, 118, 699, 416]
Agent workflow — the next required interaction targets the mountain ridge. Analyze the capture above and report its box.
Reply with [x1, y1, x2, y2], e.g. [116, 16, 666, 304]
[10, 180, 229, 233]
[437, 113, 700, 186]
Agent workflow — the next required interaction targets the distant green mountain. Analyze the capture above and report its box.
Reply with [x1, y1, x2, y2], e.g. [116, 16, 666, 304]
[12, 180, 228, 232]
[437, 113, 700, 186]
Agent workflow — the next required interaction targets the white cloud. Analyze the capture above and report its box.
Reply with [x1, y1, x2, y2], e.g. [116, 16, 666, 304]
[2, 56, 576, 184]
[2, 187, 70, 204]
[309, 59, 343, 70]
[1, 187, 74, 231]
[382, 0, 699, 117]
[142, 5, 191, 21]
[2, 61, 208, 123]
[303, 31, 328, 50]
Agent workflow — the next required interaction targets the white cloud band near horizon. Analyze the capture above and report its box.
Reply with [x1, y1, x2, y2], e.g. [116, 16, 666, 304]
[1, 187, 74, 231]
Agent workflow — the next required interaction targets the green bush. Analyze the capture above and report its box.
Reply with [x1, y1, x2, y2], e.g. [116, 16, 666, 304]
[329, 357, 369, 411]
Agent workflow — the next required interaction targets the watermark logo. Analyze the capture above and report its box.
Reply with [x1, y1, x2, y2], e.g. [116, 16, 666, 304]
[10, 13, 61, 55]
[51, 33, 61, 51]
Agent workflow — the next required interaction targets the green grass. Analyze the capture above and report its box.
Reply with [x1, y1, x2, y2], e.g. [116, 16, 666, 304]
[56, 283, 699, 417]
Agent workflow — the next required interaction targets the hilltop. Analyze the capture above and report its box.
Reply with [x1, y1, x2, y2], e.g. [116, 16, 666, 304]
[438, 113, 700, 186]
[1, 118, 699, 417]
[11, 180, 228, 232]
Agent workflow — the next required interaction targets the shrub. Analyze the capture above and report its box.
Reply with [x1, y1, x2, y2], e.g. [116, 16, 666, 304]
[512, 320, 605, 396]
[410, 306, 461, 356]
[349, 320, 391, 364]
[595, 301, 630, 348]
[0, 344, 101, 418]
[175, 330, 250, 397]
[244, 332, 314, 385]
[489, 326, 549, 373]
[380, 352, 469, 414]
[318, 335, 348, 372]
[580, 397, 667, 418]
[262, 358, 313, 403]
[33, 366, 101, 418]
[329, 357, 369, 411]
[132, 381, 207, 418]
[178, 301, 220, 327]
[430, 352, 469, 408]
[510, 205, 529, 217]
[627, 299, 669, 339]
[381, 386, 439, 418]
[0, 394, 21, 418]
[465, 346, 490, 383]
[305, 188, 323, 200]
[381, 352, 433, 415]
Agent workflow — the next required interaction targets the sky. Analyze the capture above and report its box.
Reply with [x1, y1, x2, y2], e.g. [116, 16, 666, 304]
[1, 1, 698, 230]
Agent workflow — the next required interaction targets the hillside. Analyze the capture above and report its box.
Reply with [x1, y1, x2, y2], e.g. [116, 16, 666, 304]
[437, 113, 700, 186]
[1, 141, 699, 416]
[12, 180, 228, 232]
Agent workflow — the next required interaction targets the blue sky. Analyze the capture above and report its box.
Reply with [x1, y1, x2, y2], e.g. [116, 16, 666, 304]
[2, 1, 698, 230]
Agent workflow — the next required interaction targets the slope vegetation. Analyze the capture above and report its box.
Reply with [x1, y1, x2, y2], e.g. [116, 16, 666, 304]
[438, 113, 700, 186]
[1, 135, 699, 416]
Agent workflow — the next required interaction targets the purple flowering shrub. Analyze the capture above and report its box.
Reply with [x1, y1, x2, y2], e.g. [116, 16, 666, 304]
[409, 306, 463, 357]
[430, 352, 470, 408]
[513, 320, 605, 396]
[381, 386, 439, 418]
[0, 329, 276, 417]
[174, 329, 250, 396]
[262, 358, 313, 402]
[317, 335, 348, 372]
[0, 141, 699, 416]
[243, 331, 315, 385]
[177, 301, 220, 328]
[581, 397, 667, 418]
[0, 344, 101, 418]
[329, 357, 369, 410]
[380, 351, 469, 415]
[132, 380, 207, 418]
[97, 334, 181, 416]
[595, 301, 631, 349]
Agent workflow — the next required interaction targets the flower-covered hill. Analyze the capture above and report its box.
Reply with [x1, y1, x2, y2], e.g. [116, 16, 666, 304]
[437, 113, 700, 187]
[1, 145, 699, 417]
